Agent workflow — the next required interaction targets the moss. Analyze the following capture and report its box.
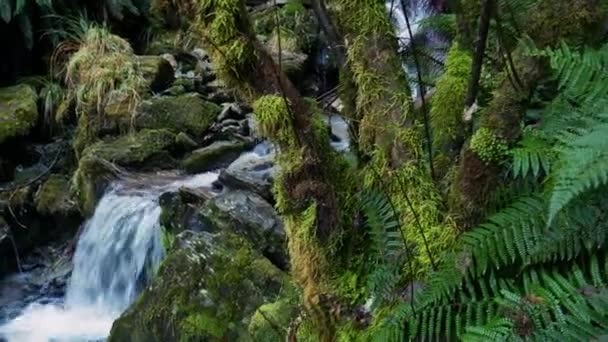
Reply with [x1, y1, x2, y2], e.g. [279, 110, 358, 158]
[430, 43, 471, 151]
[137, 94, 220, 138]
[252, 95, 295, 147]
[362, 147, 458, 279]
[0, 84, 38, 144]
[470, 127, 508, 164]
[181, 140, 247, 173]
[74, 129, 176, 214]
[109, 231, 288, 342]
[65, 26, 169, 154]
[248, 298, 298, 341]
[34, 175, 77, 216]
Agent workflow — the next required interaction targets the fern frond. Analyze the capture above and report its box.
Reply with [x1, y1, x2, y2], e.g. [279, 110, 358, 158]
[548, 125, 608, 223]
[510, 133, 554, 178]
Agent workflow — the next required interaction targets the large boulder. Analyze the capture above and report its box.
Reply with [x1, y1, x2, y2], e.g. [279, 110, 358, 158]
[201, 190, 287, 269]
[181, 140, 248, 173]
[0, 84, 38, 144]
[74, 129, 177, 214]
[109, 230, 288, 342]
[135, 94, 221, 138]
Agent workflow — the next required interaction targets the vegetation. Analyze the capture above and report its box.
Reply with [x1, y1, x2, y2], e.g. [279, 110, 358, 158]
[2, 0, 608, 341]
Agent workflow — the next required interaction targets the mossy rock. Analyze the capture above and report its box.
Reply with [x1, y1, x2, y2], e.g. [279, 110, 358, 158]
[34, 175, 77, 216]
[136, 55, 175, 93]
[108, 230, 288, 342]
[136, 94, 221, 138]
[248, 298, 298, 341]
[0, 84, 38, 144]
[181, 140, 248, 174]
[74, 129, 177, 214]
[201, 190, 287, 269]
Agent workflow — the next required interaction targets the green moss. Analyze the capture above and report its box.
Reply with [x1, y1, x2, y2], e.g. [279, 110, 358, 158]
[252, 95, 295, 147]
[470, 127, 508, 164]
[362, 148, 458, 279]
[137, 94, 221, 137]
[109, 231, 288, 342]
[430, 43, 471, 150]
[34, 175, 76, 215]
[248, 298, 298, 341]
[181, 140, 247, 173]
[0, 84, 38, 144]
[74, 129, 176, 214]
[179, 311, 227, 340]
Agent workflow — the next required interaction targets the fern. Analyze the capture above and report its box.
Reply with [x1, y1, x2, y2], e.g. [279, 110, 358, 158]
[510, 132, 554, 179]
[361, 190, 405, 308]
[548, 123, 608, 222]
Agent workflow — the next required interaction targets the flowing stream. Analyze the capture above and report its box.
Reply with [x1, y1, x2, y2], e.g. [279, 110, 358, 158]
[0, 172, 219, 342]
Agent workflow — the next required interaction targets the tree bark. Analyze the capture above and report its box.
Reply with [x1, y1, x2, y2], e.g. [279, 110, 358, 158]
[464, 0, 494, 110]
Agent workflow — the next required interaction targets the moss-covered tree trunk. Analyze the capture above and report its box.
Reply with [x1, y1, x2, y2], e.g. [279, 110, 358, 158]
[194, 1, 350, 340]
[450, 0, 605, 229]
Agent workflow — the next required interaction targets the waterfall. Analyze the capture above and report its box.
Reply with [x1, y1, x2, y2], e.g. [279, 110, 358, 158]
[0, 172, 219, 342]
[385, 0, 445, 99]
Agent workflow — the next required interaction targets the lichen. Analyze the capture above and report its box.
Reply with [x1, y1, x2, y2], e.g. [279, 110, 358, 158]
[470, 127, 508, 164]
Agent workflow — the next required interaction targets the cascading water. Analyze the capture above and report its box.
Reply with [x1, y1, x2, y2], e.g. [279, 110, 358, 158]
[0, 172, 219, 342]
[385, 0, 447, 98]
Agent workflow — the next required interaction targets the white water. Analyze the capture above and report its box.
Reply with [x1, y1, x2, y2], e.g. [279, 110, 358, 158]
[385, 0, 445, 99]
[0, 172, 219, 342]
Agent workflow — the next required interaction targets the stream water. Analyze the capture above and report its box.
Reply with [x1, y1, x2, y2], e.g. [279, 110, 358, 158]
[0, 172, 219, 342]
[0, 2, 435, 341]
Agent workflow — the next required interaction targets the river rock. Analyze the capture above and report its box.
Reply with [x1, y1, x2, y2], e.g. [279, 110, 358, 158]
[0, 84, 38, 144]
[218, 150, 275, 201]
[201, 190, 286, 269]
[135, 94, 221, 138]
[181, 140, 248, 174]
[109, 230, 288, 342]
[74, 129, 177, 214]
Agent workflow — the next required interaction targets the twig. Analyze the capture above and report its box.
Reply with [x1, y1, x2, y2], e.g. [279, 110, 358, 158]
[399, 0, 436, 181]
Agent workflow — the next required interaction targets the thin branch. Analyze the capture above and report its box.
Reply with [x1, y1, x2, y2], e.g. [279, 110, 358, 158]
[464, 0, 495, 109]
[399, 0, 436, 180]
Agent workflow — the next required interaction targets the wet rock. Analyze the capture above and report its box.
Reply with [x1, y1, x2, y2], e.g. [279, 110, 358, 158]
[181, 140, 248, 174]
[109, 230, 288, 342]
[74, 129, 177, 214]
[175, 132, 198, 150]
[217, 103, 245, 122]
[135, 94, 221, 138]
[219, 150, 275, 201]
[0, 84, 38, 144]
[201, 190, 286, 269]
